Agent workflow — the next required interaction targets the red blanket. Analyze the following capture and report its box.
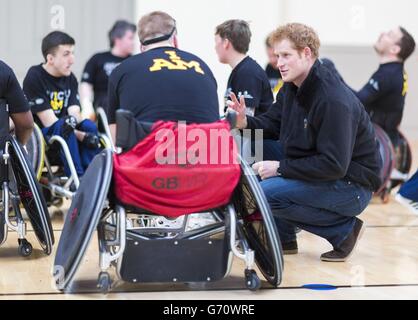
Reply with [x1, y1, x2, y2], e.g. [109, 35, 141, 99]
[113, 120, 241, 217]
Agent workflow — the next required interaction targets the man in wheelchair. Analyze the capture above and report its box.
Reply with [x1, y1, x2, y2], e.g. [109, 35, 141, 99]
[106, 11, 220, 140]
[351, 27, 415, 199]
[23, 31, 102, 178]
[1, 61, 54, 257]
[353, 27, 415, 149]
[53, 11, 284, 293]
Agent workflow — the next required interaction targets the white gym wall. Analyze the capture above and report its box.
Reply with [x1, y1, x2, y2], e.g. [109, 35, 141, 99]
[281, 0, 418, 137]
[135, 0, 418, 136]
[135, 0, 282, 112]
[0, 0, 417, 136]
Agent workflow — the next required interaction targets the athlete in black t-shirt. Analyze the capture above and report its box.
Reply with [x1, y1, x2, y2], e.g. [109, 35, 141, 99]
[225, 56, 273, 117]
[80, 20, 136, 120]
[108, 11, 220, 142]
[215, 20, 273, 117]
[214, 20, 277, 162]
[24, 64, 80, 127]
[0, 61, 33, 145]
[23, 31, 101, 177]
[354, 27, 415, 147]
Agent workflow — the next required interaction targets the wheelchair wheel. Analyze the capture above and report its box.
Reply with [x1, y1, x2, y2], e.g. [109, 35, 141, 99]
[391, 130, 412, 189]
[25, 124, 45, 180]
[374, 124, 395, 197]
[8, 137, 54, 255]
[233, 157, 283, 287]
[0, 204, 6, 246]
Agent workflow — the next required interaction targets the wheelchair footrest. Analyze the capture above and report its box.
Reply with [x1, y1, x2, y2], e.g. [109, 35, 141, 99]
[119, 235, 230, 283]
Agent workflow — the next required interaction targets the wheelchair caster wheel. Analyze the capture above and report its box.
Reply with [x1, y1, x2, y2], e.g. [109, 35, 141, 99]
[97, 272, 111, 294]
[18, 239, 33, 257]
[245, 269, 261, 291]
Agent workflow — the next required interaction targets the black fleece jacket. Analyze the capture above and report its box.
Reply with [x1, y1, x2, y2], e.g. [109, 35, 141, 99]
[246, 60, 382, 191]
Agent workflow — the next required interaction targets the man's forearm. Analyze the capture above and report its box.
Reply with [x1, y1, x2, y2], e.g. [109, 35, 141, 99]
[68, 106, 83, 123]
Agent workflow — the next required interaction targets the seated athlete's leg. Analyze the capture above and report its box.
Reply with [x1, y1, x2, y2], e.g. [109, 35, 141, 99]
[76, 119, 101, 170]
[260, 177, 372, 248]
[77, 119, 99, 134]
[42, 119, 84, 176]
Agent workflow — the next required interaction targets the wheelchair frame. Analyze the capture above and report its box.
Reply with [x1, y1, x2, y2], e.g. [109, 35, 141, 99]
[53, 147, 283, 293]
[53, 112, 284, 293]
[96, 155, 283, 293]
[29, 113, 113, 207]
[1, 102, 54, 256]
[1, 139, 32, 255]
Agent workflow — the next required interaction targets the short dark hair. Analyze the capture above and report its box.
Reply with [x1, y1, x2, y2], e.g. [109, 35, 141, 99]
[215, 19, 251, 54]
[109, 20, 137, 48]
[398, 27, 416, 61]
[42, 31, 75, 61]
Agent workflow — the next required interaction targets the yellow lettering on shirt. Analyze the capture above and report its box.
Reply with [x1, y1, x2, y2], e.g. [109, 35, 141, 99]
[149, 51, 205, 75]
[402, 72, 408, 96]
[50, 92, 63, 111]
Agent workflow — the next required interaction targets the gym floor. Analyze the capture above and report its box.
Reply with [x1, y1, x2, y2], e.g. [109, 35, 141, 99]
[1, 142, 417, 300]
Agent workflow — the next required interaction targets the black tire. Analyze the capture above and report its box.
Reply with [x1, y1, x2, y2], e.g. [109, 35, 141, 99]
[245, 269, 261, 291]
[391, 131, 412, 189]
[374, 124, 395, 196]
[9, 137, 54, 255]
[18, 239, 33, 257]
[97, 272, 111, 294]
[24, 124, 44, 180]
[233, 158, 283, 287]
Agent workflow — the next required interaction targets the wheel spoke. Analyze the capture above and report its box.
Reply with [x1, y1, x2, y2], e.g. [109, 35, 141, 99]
[236, 177, 278, 284]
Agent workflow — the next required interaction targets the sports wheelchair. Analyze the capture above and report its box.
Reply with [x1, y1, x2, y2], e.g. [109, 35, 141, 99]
[53, 110, 284, 293]
[0, 100, 54, 256]
[24, 116, 112, 208]
[374, 124, 412, 203]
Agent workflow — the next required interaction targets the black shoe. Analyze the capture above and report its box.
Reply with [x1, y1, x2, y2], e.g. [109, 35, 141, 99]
[320, 218, 365, 262]
[282, 240, 298, 255]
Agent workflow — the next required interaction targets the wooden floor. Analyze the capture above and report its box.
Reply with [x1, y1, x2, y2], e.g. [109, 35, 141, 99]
[1, 143, 418, 300]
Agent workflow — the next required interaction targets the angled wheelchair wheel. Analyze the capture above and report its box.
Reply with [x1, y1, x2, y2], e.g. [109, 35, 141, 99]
[391, 130, 412, 190]
[25, 124, 45, 181]
[233, 157, 284, 287]
[0, 200, 6, 246]
[54, 149, 113, 291]
[8, 136, 54, 255]
[373, 124, 395, 199]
